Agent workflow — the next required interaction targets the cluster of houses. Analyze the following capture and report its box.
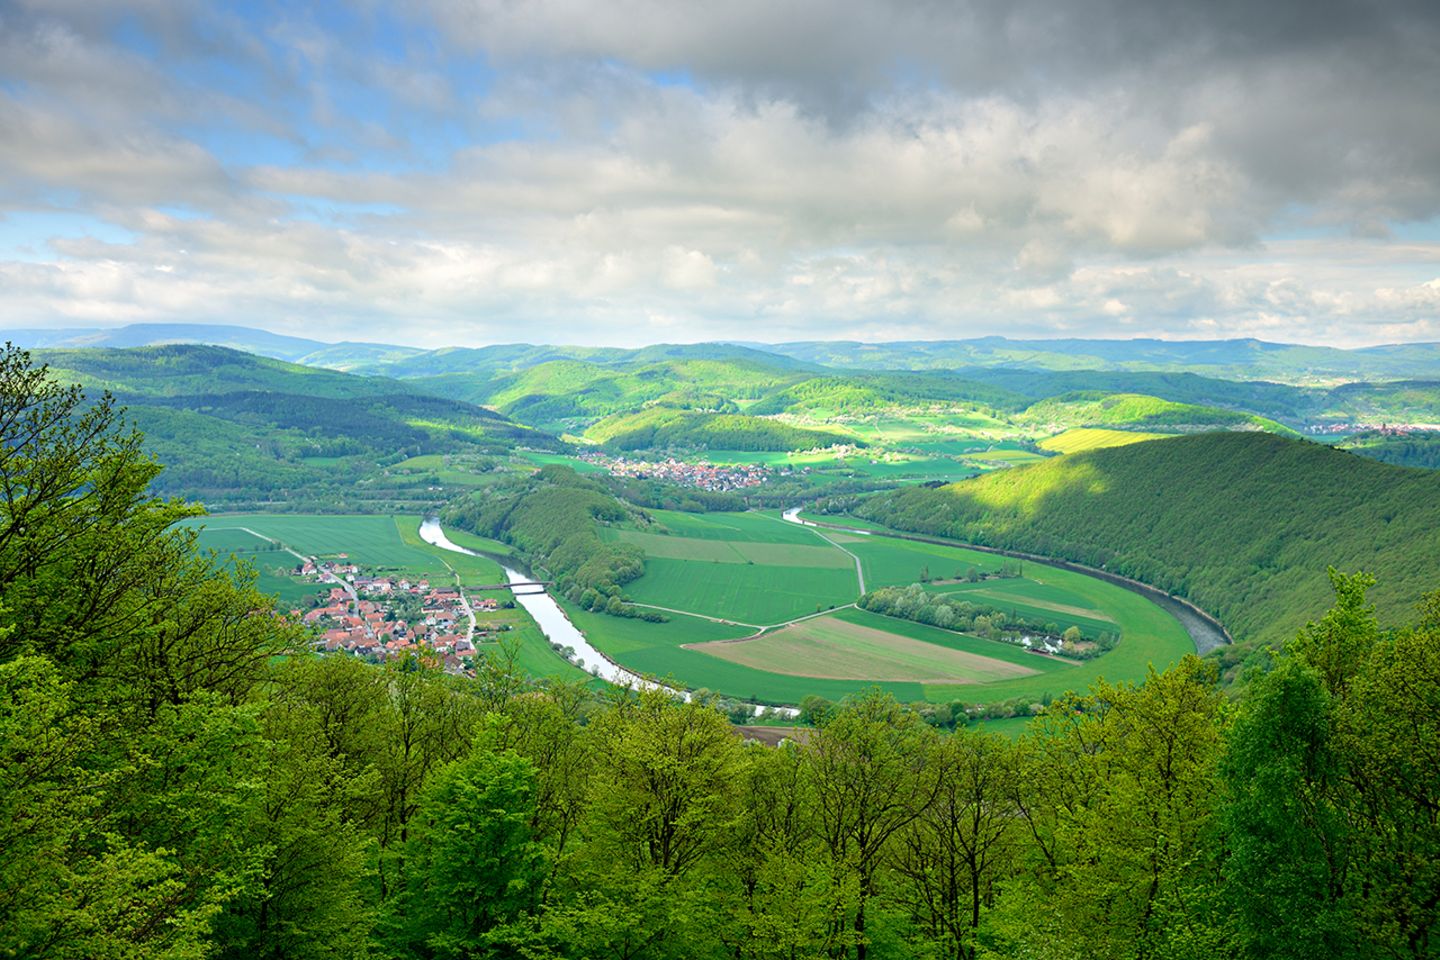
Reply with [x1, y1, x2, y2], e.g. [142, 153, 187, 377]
[291, 558, 502, 674]
[1304, 422, 1440, 435]
[578, 453, 775, 491]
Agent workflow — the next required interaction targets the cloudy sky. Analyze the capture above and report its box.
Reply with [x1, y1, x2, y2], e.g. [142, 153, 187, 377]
[1, 0, 1438, 347]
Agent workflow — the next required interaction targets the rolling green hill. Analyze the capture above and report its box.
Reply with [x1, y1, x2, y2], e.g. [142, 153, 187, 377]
[1017, 392, 1299, 435]
[1318, 380, 1440, 423]
[584, 407, 855, 451]
[856, 432, 1440, 649]
[35, 345, 557, 508]
[748, 372, 1031, 416]
[405, 354, 816, 432]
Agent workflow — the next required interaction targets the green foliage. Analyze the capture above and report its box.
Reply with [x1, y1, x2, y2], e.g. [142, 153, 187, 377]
[382, 739, 548, 958]
[1221, 573, 1440, 959]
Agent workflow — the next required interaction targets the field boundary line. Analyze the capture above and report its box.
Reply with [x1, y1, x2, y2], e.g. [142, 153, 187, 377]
[759, 510, 866, 593]
[626, 603, 764, 630]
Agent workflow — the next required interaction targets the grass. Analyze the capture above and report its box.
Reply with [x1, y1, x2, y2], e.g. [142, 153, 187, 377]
[614, 529, 853, 568]
[688, 607, 1060, 683]
[623, 556, 858, 625]
[1039, 427, 1174, 454]
[472, 606, 597, 685]
[702, 447, 977, 481]
[192, 527, 327, 608]
[843, 537, 1013, 589]
[970, 715, 1037, 739]
[925, 579, 1118, 636]
[962, 448, 1049, 464]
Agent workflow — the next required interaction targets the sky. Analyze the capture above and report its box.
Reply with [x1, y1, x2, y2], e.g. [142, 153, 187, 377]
[1, 0, 1439, 348]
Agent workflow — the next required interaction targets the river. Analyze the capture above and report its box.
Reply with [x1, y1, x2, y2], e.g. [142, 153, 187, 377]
[417, 519, 798, 717]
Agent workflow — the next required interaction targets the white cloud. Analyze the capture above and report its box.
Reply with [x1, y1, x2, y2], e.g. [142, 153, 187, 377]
[0, 0, 1438, 346]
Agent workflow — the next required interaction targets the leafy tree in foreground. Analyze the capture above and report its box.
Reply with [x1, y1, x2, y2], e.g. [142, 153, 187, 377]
[1223, 570, 1440, 959]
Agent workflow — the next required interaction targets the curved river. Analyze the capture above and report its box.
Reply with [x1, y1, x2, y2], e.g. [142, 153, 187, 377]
[417, 519, 797, 718]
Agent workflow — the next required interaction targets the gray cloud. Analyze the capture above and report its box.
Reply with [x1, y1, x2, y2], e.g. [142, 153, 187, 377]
[0, 0, 1437, 346]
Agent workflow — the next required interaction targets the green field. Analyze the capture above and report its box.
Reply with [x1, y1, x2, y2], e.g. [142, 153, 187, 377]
[703, 447, 977, 481]
[592, 510, 1195, 704]
[689, 606, 1068, 683]
[192, 526, 329, 607]
[567, 600, 931, 704]
[615, 528, 853, 567]
[926, 577, 1117, 636]
[515, 451, 608, 473]
[843, 536, 1013, 588]
[472, 605, 596, 685]
[639, 508, 833, 544]
[623, 556, 858, 625]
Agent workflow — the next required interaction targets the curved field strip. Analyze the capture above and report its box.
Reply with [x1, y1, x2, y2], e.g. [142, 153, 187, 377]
[688, 609, 1047, 683]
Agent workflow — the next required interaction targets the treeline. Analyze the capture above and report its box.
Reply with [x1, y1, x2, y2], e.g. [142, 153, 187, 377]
[857, 432, 1440, 656]
[6, 347, 1440, 959]
[858, 583, 1116, 657]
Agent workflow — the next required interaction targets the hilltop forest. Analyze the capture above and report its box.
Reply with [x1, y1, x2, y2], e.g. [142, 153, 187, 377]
[6, 341, 1440, 959]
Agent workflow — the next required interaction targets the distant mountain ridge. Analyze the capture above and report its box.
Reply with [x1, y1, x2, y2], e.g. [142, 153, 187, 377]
[740, 337, 1440, 381]
[4, 323, 424, 369]
[10, 323, 1440, 382]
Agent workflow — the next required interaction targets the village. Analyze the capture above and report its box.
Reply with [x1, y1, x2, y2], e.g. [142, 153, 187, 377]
[289, 556, 506, 675]
[577, 452, 777, 491]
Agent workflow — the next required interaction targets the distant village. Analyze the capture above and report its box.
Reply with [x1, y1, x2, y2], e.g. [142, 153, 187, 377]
[1304, 422, 1440, 435]
[289, 557, 504, 676]
[578, 453, 786, 491]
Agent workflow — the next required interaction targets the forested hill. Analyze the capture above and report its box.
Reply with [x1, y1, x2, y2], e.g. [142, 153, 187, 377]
[856, 432, 1440, 647]
[34, 344, 558, 508]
